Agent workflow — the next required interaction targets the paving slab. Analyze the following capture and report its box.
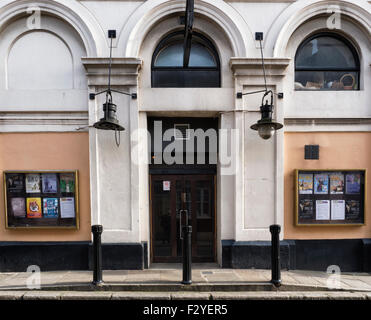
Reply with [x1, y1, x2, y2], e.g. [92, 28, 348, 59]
[340, 279, 371, 291]
[112, 292, 171, 300]
[211, 292, 290, 300]
[60, 291, 113, 300]
[286, 274, 324, 286]
[171, 292, 212, 300]
[325, 292, 367, 300]
[23, 291, 62, 300]
[201, 271, 241, 283]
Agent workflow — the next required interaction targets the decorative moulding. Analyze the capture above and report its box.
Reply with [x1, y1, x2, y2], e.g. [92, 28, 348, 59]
[82, 57, 142, 87]
[230, 57, 291, 77]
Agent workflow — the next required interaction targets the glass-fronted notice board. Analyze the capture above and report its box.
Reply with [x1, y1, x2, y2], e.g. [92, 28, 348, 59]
[4, 171, 79, 229]
[295, 169, 366, 226]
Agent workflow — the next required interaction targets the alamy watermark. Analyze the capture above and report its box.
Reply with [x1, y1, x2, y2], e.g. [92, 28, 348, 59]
[326, 265, 341, 290]
[26, 7, 41, 30]
[326, 5, 342, 30]
[130, 121, 240, 176]
[26, 265, 41, 290]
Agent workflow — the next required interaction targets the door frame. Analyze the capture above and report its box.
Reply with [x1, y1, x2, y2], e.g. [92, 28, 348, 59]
[149, 173, 217, 263]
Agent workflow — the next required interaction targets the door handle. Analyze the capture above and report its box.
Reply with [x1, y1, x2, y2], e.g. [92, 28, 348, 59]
[179, 209, 187, 240]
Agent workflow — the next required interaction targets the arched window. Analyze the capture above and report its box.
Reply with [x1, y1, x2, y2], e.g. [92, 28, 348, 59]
[152, 31, 220, 87]
[295, 33, 360, 90]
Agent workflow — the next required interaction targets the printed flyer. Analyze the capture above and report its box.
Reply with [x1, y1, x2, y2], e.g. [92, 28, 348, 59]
[43, 198, 59, 218]
[42, 173, 58, 193]
[330, 173, 344, 194]
[331, 200, 345, 220]
[314, 174, 329, 194]
[299, 199, 314, 219]
[298, 174, 313, 194]
[7, 174, 24, 193]
[316, 200, 330, 220]
[60, 197, 75, 218]
[25, 174, 41, 193]
[345, 200, 360, 220]
[346, 173, 361, 194]
[26, 198, 42, 218]
[10, 198, 26, 218]
[60, 173, 75, 193]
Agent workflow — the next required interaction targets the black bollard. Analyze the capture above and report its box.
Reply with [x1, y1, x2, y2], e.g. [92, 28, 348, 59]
[182, 225, 192, 285]
[270, 224, 281, 287]
[92, 225, 103, 285]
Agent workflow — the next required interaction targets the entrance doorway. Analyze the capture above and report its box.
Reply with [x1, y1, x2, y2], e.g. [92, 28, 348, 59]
[151, 174, 216, 263]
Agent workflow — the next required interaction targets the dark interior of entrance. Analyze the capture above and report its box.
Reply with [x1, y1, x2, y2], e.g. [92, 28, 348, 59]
[148, 117, 218, 263]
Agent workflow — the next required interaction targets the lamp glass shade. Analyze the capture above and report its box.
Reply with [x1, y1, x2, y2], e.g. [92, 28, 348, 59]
[258, 124, 276, 140]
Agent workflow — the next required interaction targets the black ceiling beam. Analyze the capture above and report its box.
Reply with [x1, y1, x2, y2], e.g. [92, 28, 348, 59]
[183, 0, 194, 67]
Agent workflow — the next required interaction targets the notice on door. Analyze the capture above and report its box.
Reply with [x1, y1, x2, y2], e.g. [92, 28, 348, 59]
[163, 181, 170, 191]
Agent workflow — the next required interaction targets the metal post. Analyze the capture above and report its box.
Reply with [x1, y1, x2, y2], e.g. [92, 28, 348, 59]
[92, 225, 103, 285]
[270, 224, 281, 287]
[182, 225, 192, 285]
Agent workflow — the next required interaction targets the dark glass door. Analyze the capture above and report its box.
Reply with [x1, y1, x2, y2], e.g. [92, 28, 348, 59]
[151, 175, 215, 263]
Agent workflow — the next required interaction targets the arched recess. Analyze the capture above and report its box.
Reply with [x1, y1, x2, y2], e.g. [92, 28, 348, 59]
[266, 0, 371, 58]
[0, 13, 87, 91]
[274, 1, 371, 119]
[138, 11, 235, 89]
[0, 0, 105, 111]
[118, 0, 254, 58]
[0, 0, 106, 57]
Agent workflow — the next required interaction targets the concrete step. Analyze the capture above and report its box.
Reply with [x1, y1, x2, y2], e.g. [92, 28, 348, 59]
[1, 290, 371, 300]
[1, 282, 335, 292]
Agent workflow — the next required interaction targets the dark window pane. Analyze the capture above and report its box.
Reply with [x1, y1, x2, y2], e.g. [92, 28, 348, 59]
[295, 34, 359, 91]
[152, 69, 220, 87]
[295, 71, 358, 90]
[152, 31, 220, 88]
[154, 42, 217, 67]
[296, 37, 357, 69]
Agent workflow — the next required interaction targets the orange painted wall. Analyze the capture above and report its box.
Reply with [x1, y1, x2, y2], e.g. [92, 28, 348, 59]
[284, 132, 371, 240]
[0, 132, 91, 241]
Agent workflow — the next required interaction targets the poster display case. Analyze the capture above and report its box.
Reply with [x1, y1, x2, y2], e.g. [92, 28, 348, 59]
[4, 171, 79, 229]
[295, 169, 366, 226]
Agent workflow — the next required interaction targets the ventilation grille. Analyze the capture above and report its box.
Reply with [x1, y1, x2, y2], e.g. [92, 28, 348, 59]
[305, 145, 319, 160]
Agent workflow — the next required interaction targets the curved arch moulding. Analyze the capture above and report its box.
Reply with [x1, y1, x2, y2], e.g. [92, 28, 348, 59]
[118, 0, 254, 58]
[266, 0, 371, 58]
[0, 0, 107, 57]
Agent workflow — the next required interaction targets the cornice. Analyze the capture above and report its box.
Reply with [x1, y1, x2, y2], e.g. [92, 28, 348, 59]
[82, 57, 142, 87]
[230, 57, 291, 77]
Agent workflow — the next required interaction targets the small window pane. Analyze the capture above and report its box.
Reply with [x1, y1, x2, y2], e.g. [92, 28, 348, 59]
[189, 43, 217, 67]
[154, 42, 217, 68]
[296, 37, 357, 69]
[154, 43, 183, 67]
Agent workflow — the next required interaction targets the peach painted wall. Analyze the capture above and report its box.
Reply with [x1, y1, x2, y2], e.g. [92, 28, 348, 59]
[0, 132, 91, 241]
[284, 132, 371, 240]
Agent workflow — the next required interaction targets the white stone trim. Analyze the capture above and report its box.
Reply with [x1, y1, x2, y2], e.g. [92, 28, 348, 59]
[0, 111, 88, 132]
[118, 0, 253, 57]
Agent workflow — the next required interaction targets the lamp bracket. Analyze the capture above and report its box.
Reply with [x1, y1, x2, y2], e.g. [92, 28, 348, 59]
[237, 91, 283, 99]
[89, 89, 137, 100]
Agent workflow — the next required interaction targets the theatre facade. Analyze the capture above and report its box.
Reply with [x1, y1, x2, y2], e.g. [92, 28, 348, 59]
[0, 0, 370, 272]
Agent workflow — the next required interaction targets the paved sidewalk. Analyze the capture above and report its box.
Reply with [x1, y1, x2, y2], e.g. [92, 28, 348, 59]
[0, 265, 370, 300]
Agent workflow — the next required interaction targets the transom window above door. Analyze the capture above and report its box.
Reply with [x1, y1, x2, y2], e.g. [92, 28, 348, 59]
[151, 31, 221, 88]
[295, 33, 360, 90]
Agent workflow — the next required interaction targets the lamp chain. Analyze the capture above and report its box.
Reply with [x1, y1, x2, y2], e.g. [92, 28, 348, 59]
[259, 39, 268, 92]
